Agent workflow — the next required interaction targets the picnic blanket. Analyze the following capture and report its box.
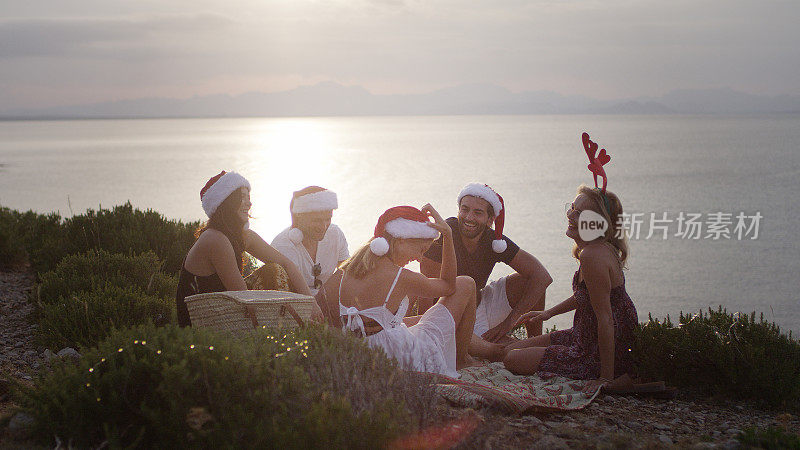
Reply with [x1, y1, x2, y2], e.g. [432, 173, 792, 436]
[436, 362, 601, 413]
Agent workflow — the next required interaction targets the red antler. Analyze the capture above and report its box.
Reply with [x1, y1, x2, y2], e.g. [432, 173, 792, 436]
[581, 132, 611, 192]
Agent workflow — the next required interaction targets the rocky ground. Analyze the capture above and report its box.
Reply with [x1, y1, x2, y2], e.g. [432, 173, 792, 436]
[0, 271, 42, 380]
[1, 269, 798, 448]
[454, 394, 800, 448]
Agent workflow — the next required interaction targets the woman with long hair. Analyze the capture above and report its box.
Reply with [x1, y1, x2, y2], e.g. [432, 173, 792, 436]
[318, 204, 478, 377]
[503, 185, 637, 391]
[504, 134, 638, 393]
[175, 171, 313, 327]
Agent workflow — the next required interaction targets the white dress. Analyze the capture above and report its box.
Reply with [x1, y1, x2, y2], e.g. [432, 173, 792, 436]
[339, 268, 459, 378]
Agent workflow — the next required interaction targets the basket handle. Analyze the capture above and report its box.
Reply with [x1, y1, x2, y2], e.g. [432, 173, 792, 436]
[245, 305, 259, 328]
[280, 303, 305, 327]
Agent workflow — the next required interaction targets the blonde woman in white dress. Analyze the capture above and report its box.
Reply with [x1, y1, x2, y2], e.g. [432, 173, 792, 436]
[319, 204, 479, 377]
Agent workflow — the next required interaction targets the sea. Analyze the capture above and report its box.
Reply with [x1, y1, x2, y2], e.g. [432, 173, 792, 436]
[1, 114, 798, 334]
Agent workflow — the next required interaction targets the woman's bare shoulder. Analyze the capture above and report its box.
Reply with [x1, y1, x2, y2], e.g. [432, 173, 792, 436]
[579, 242, 617, 262]
[577, 243, 618, 277]
[195, 229, 232, 251]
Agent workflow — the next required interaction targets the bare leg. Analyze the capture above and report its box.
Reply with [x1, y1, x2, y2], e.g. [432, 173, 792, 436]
[469, 334, 505, 362]
[504, 346, 547, 375]
[505, 273, 547, 338]
[438, 276, 479, 369]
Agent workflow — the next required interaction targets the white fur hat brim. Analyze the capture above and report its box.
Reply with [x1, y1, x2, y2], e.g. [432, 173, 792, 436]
[384, 218, 439, 240]
[291, 190, 338, 214]
[201, 172, 250, 218]
[458, 183, 502, 218]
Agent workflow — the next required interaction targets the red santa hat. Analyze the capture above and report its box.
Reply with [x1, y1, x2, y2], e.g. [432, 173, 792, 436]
[287, 186, 339, 244]
[369, 206, 440, 256]
[457, 182, 507, 253]
[200, 171, 251, 218]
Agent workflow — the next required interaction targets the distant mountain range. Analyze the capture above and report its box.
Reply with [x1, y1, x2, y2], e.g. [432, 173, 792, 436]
[3, 82, 799, 119]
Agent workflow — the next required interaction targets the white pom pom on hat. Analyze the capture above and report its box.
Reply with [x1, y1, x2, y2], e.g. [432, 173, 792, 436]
[457, 183, 507, 253]
[370, 237, 390, 256]
[288, 228, 304, 244]
[370, 206, 440, 255]
[492, 239, 507, 253]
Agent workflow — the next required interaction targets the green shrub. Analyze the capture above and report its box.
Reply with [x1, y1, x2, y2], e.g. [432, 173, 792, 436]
[13, 323, 438, 448]
[0, 221, 26, 270]
[36, 285, 174, 351]
[634, 307, 800, 411]
[0, 203, 198, 276]
[37, 249, 177, 305]
[288, 325, 440, 446]
[59, 202, 198, 275]
[737, 426, 800, 449]
[0, 206, 63, 273]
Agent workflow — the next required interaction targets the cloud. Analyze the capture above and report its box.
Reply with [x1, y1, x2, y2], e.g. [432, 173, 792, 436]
[0, 0, 797, 110]
[0, 14, 233, 58]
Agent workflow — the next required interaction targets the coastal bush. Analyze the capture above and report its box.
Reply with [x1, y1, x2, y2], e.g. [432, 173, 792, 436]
[13, 323, 438, 448]
[36, 249, 176, 305]
[0, 203, 198, 275]
[0, 222, 26, 270]
[58, 202, 199, 275]
[36, 285, 174, 350]
[289, 324, 440, 445]
[0, 206, 64, 273]
[737, 426, 800, 449]
[633, 307, 800, 412]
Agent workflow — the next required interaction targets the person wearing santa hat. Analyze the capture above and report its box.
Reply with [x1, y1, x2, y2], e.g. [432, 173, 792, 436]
[175, 171, 316, 327]
[420, 183, 552, 349]
[317, 204, 489, 376]
[271, 186, 349, 296]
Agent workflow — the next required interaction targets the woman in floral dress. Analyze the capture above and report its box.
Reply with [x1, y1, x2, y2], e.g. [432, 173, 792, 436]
[503, 184, 638, 393]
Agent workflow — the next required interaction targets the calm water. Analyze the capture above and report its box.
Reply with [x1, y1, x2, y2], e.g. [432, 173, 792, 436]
[1, 115, 798, 334]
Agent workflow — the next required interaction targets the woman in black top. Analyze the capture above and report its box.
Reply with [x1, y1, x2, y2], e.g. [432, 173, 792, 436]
[175, 171, 314, 327]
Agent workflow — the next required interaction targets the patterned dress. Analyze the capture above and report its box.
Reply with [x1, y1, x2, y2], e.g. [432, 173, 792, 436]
[537, 270, 638, 380]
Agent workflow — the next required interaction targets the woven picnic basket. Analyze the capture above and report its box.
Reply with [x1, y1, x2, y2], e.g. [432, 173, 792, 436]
[184, 290, 315, 333]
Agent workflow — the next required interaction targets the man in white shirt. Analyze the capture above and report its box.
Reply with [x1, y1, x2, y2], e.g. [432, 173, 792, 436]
[271, 186, 349, 295]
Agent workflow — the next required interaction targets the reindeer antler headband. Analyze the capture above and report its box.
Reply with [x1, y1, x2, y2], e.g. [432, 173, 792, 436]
[582, 132, 611, 192]
[582, 132, 612, 212]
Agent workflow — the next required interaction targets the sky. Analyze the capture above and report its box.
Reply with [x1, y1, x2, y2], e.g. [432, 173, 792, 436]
[1, 0, 798, 110]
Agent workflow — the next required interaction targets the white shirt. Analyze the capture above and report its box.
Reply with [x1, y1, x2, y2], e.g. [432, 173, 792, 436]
[271, 224, 349, 295]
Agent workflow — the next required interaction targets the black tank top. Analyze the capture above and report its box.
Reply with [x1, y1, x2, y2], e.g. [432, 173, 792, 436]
[175, 264, 226, 327]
